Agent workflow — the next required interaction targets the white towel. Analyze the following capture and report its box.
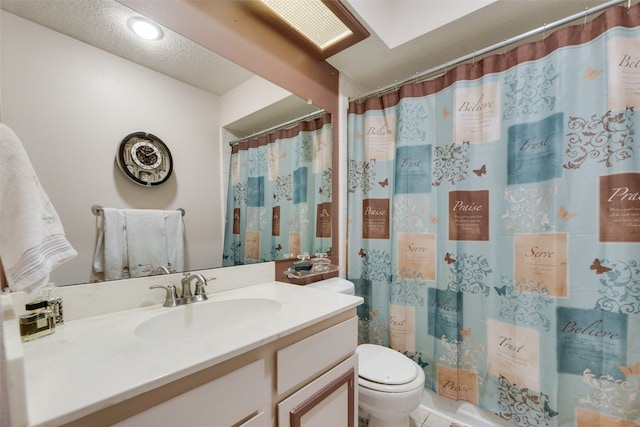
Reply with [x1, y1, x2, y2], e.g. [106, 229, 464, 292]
[94, 208, 184, 280]
[93, 208, 127, 281]
[0, 124, 77, 293]
[164, 211, 184, 272]
[125, 209, 169, 277]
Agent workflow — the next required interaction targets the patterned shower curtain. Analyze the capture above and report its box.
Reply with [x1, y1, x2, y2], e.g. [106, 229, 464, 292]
[347, 5, 639, 426]
[223, 114, 333, 265]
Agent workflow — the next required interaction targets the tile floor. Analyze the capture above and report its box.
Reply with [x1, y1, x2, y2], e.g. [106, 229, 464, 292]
[358, 406, 471, 427]
[411, 407, 460, 427]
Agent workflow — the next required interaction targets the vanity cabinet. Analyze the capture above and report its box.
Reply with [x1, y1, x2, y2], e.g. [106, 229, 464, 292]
[276, 317, 358, 427]
[277, 356, 356, 427]
[7, 281, 362, 427]
[66, 312, 358, 427]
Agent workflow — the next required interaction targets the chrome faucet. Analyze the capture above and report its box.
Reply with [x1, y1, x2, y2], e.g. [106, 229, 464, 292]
[150, 273, 213, 307]
[180, 273, 209, 304]
[153, 265, 175, 275]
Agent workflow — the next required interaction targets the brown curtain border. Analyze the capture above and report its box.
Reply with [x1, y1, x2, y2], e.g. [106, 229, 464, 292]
[349, 3, 640, 114]
[231, 113, 332, 154]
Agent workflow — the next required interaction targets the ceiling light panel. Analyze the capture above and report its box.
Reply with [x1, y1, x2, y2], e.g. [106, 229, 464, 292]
[260, 0, 353, 50]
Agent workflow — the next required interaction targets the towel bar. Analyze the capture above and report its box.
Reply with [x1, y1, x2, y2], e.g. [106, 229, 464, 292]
[91, 205, 185, 216]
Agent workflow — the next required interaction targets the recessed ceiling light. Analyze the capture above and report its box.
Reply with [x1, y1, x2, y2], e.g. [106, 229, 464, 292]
[127, 17, 163, 41]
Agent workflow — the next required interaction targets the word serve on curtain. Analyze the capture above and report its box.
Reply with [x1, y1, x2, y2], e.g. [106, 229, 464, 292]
[347, 5, 639, 427]
[223, 114, 333, 265]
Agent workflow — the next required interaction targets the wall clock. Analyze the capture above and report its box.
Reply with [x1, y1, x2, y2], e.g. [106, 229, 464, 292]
[116, 132, 173, 186]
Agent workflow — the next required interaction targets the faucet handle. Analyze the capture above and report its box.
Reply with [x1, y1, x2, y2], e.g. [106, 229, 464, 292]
[194, 280, 207, 296]
[150, 284, 181, 307]
[181, 273, 193, 298]
[192, 275, 209, 302]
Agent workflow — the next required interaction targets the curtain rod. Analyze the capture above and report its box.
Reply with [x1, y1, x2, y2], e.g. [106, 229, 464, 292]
[352, 0, 630, 102]
[228, 108, 327, 146]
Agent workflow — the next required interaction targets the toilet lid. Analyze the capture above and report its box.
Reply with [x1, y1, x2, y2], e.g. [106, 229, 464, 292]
[357, 344, 418, 385]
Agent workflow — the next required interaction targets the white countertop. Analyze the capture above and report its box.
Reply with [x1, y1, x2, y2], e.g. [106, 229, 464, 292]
[16, 281, 361, 426]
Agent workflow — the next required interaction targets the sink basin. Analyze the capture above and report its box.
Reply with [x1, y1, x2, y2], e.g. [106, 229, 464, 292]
[134, 298, 282, 339]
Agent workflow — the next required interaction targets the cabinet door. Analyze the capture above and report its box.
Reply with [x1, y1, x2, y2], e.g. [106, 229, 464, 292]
[277, 355, 357, 427]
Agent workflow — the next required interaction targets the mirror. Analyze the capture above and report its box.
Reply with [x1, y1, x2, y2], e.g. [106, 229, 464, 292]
[0, 0, 330, 286]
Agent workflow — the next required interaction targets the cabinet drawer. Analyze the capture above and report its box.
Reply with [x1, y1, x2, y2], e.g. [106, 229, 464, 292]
[115, 359, 265, 427]
[277, 316, 357, 395]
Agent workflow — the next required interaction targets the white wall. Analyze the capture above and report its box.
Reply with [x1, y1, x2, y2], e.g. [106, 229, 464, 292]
[220, 75, 293, 128]
[0, 11, 224, 285]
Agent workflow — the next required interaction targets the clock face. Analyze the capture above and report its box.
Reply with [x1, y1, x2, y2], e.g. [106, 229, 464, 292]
[116, 132, 173, 186]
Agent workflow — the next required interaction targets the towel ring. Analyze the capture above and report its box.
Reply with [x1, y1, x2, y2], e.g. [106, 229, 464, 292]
[91, 205, 185, 216]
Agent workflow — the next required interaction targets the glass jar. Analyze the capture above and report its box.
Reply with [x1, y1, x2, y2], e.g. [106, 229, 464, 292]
[40, 283, 64, 325]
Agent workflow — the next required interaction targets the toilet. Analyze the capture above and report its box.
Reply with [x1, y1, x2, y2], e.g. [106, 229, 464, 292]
[357, 343, 425, 427]
[307, 278, 425, 427]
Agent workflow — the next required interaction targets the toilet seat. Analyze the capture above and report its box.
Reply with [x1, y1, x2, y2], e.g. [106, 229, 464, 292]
[357, 344, 423, 393]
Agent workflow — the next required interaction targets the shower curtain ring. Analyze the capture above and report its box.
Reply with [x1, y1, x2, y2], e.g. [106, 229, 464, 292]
[583, 7, 589, 26]
[503, 39, 507, 55]
[542, 23, 547, 41]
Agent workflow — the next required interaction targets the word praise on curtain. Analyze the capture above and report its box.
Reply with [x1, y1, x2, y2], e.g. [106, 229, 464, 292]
[347, 4, 639, 427]
[223, 114, 333, 266]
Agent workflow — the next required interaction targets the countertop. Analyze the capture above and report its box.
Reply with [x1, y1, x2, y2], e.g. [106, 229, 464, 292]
[16, 281, 362, 426]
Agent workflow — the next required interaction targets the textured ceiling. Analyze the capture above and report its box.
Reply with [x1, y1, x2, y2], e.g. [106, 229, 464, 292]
[0, 0, 254, 96]
[347, 0, 496, 50]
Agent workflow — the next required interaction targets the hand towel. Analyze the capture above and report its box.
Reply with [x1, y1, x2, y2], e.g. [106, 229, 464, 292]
[0, 124, 77, 293]
[125, 209, 169, 277]
[164, 210, 184, 272]
[91, 211, 105, 275]
[92, 208, 127, 281]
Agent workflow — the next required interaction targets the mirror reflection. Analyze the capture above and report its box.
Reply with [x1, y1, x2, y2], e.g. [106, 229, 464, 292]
[0, 0, 325, 286]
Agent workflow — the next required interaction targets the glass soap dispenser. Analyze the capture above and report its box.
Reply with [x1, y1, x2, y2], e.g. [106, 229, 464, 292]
[41, 283, 63, 325]
[19, 300, 55, 342]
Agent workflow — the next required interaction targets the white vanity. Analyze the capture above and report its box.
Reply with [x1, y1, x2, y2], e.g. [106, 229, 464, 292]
[1, 263, 362, 427]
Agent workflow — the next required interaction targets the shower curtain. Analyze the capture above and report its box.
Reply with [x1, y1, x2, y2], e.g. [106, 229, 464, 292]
[223, 114, 332, 265]
[347, 5, 639, 426]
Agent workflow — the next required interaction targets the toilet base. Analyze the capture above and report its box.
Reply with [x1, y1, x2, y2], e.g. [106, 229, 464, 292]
[364, 413, 410, 427]
[358, 383, 423, 427]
